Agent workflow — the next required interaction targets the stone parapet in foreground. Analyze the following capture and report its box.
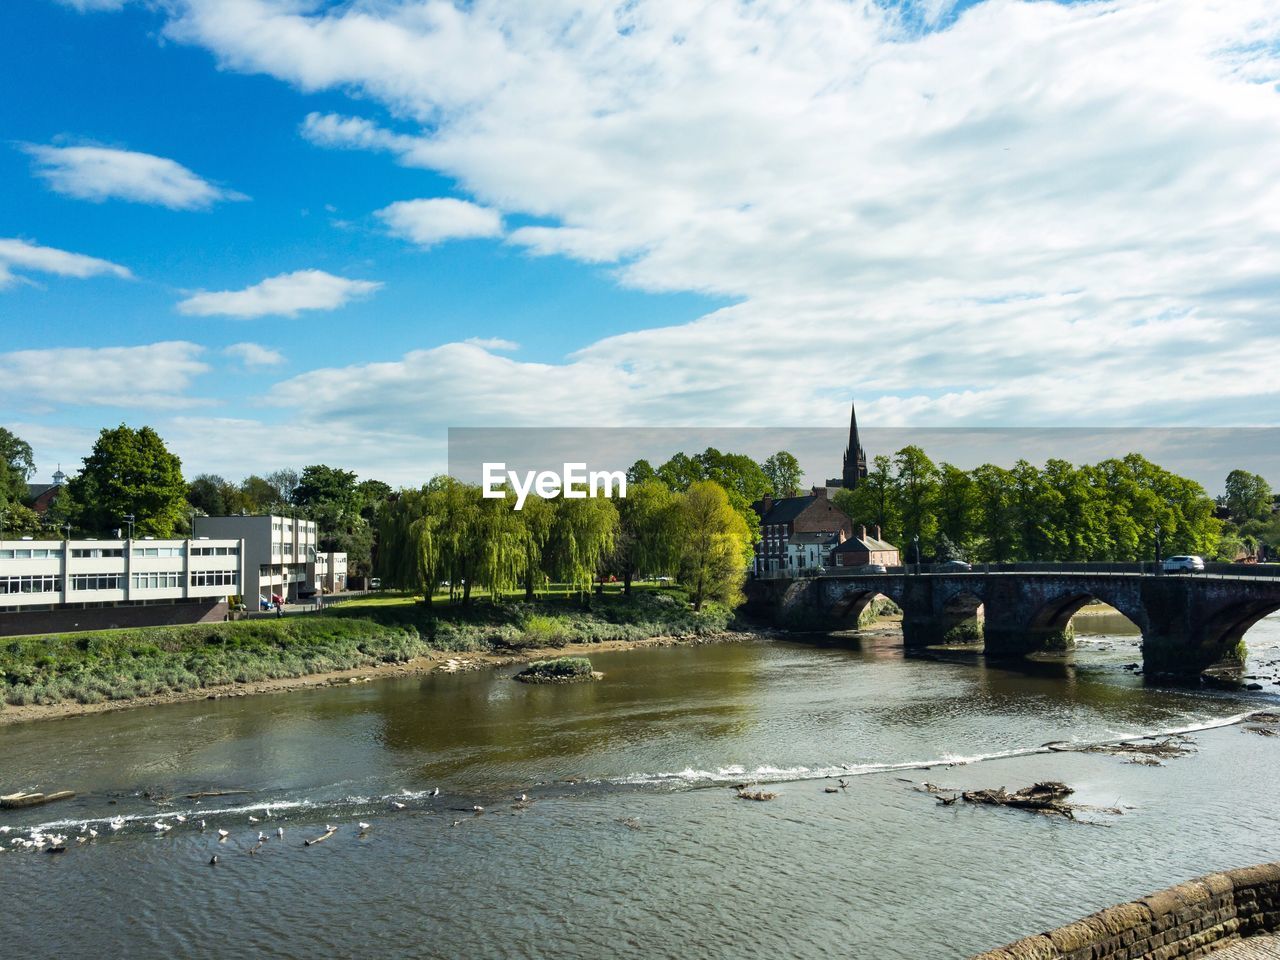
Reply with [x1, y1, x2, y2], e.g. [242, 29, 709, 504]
[971, 862, 1280, 960]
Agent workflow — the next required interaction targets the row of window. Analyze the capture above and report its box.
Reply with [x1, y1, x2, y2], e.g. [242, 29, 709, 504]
[132, 572, 182, 589]
[0, 575, 61, 594]
[2, 571, 241, 594]
[190, 570, 238, 587]
[2, 545, 238, 560]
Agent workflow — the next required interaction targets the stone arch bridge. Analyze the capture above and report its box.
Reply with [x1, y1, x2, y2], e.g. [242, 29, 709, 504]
[752, 567, 1280, 677]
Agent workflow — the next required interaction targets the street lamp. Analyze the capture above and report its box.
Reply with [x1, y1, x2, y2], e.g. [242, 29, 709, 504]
[1154, 521, 1162, 571]
[913, 534, 921, 572]
[62, 523, 72, 541]
[123, 514, 135, 540]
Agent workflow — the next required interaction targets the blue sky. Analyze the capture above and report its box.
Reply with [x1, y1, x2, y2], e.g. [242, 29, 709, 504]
[2, 0, 1279, 488]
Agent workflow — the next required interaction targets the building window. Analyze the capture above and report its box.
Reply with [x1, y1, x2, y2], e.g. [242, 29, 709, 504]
[0, 575, 61, 594]
[132, 546, 184, 558]
[131, 572, 182, 589]
[191, 546, 239, 556]
[72, 548, 125, 558]
[71, 574, 123, 590]
[191, 570, 238, 587]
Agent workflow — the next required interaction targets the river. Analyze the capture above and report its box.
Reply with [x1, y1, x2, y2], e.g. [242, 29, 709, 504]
[3, 613, 1280, 959]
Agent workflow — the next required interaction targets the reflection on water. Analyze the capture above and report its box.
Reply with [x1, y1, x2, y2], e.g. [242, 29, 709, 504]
[1, 615, 1279, 959]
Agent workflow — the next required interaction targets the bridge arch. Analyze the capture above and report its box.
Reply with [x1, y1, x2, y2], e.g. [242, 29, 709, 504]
[1200, 599, 1280, 666]
[1026, 588, 1148, 642]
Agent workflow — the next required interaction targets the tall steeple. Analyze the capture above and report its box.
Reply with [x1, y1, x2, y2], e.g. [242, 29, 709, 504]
[841, 401, 868, 489]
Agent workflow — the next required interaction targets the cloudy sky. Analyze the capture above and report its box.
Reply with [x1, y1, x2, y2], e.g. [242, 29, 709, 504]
[2, 0, 1279, 488]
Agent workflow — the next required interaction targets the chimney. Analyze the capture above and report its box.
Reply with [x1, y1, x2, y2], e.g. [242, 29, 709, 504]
[859, 525, 867, 540]
[873, 525, 881, 540]
[761, 494, 774, 515]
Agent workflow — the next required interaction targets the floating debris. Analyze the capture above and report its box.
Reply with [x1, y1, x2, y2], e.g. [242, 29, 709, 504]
[959, 781, 1077, 819]
[1080, 735, 1196, 763]
[735, 788, 778, 802]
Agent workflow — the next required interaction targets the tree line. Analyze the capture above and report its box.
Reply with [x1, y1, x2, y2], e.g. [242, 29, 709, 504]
[375, 475, 753, 611]
[832, 446, 1230, 563]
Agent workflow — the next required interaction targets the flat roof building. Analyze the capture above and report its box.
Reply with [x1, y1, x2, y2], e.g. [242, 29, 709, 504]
[193, 514, 320, 607]
[0, 535, 245, 636]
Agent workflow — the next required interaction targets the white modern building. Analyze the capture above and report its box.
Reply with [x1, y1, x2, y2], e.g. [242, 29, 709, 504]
[193, 514, 325, 607]
[0, 536, 244, 613]
[311, 550, 348, 594]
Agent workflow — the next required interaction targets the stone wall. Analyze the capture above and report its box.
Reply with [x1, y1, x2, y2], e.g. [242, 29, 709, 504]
[971, 862, 1280, 960]
[0, 599, 229, 637]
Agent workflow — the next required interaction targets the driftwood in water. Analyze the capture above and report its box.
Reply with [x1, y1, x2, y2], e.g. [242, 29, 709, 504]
[303, 828, 337, 846]
[736, 788, 778, 802]
[1, 790, 75, 809]
[185, 790, 250, 800]
[961, 781, 1076, 819]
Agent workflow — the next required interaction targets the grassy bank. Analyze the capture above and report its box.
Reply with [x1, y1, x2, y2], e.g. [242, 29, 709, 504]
[0, 588, 733, 709]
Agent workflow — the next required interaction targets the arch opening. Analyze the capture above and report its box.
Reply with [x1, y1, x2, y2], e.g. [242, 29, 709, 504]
[1027, 591, 1145, 653]
[938, 589, 984, 645]
[1204, 600, 1280, 671]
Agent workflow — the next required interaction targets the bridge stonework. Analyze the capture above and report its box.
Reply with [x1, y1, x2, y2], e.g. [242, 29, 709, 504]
[753, 570, 1280, 678]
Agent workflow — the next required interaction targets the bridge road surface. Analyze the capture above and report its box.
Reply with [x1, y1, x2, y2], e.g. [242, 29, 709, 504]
[1210, 936, 1280, 958]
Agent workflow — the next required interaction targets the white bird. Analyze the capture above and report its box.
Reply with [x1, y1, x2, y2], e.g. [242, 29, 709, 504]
[276, 826, 284, 839]
[516, 794, 528, 802]
[153, 822, 171, 832]
[175, 815, 187, 823]
[199, 820, 207, 831]
[77, 836, 88, 845]
[248, 815, 260, 824]
[431, 787, 440, 797]
[358, 822, 371, 831]
[326, 824, 337, 833]
[109, 818, 125, 832]
[217, 829, 230, 840]
[472, 805, 484, 813]
[258, 831, 267, 842]
[390, 801, 405, 809]
[0, 825, 11, 834]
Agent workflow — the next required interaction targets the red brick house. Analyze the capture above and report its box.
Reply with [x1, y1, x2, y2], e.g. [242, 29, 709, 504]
[753, 487, 854, 574]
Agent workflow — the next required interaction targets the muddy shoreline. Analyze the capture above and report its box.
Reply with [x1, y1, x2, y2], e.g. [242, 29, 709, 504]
[0, 630, 761, 727]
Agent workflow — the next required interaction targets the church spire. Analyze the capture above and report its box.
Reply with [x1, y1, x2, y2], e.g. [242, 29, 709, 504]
[841, 400, 868, 489]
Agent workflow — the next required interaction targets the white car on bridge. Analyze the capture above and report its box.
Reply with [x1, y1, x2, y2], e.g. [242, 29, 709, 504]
[1161, 555, 1205, 573]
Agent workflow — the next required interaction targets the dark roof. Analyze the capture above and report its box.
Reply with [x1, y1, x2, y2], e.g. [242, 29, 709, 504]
[788, 531, 842, 546]
[754, 494, 816, 525]
[832, 534, 897, 554]
[26, 482, 59, 499]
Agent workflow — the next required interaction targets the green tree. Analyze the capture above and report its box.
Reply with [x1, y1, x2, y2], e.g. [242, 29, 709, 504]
[894, 445, 939, 552]
[935, 463, 976, 551]
[971, 463, 1016, 562]
[546, 496, 619, 602]
[67, 424, 187, 537]
[762, 451, 803, 497]
[677, 480, 752, 611]
[187, 474, 245, 517]
[1, 502, 43, 536]
[626, 459, 658, 484]
[657, 452, 704, 491]
[515, 494, 558, 600]
[0, 427, 35, 509]
[834, 454, 899, 545]
[238, 475, 283, 513]
[614, 479, 680, 593]
[1223, 470, 1273, 524]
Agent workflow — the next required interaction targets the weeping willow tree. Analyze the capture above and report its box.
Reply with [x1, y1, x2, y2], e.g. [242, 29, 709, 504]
[615, 479, 680, 594]
[546, 496, 619, 603]
[516, 494, 557, 600]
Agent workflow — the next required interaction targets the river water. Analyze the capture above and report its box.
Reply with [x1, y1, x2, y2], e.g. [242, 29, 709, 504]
[3, 614, 1280, 959]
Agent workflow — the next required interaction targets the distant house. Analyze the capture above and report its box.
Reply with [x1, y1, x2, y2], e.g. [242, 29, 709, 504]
[25, 467, 66, 515]
[831, 525, 900, 568]
[753, 487, 854, 575]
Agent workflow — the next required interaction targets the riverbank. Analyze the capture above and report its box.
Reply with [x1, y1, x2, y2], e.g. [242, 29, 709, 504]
[0, 589, 744, 725]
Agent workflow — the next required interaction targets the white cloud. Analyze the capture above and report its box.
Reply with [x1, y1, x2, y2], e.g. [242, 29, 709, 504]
[376, 198, 503, 247]
[55, 0, 127, 10]
[0, 238, 132, 289]
[463, 337, 519, 351]
[24, 144, 247, 210]
[176, 269, 382, 318]
[65, 0, 1280, 447]
[0, 342, 209, 408]
[224, 342, 285, 367]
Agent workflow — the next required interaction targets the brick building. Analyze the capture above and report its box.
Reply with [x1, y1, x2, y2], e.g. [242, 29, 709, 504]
[753, 487, 854, 574]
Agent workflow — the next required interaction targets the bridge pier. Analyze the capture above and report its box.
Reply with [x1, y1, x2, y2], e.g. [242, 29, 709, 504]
[900, 577, 985, 649]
